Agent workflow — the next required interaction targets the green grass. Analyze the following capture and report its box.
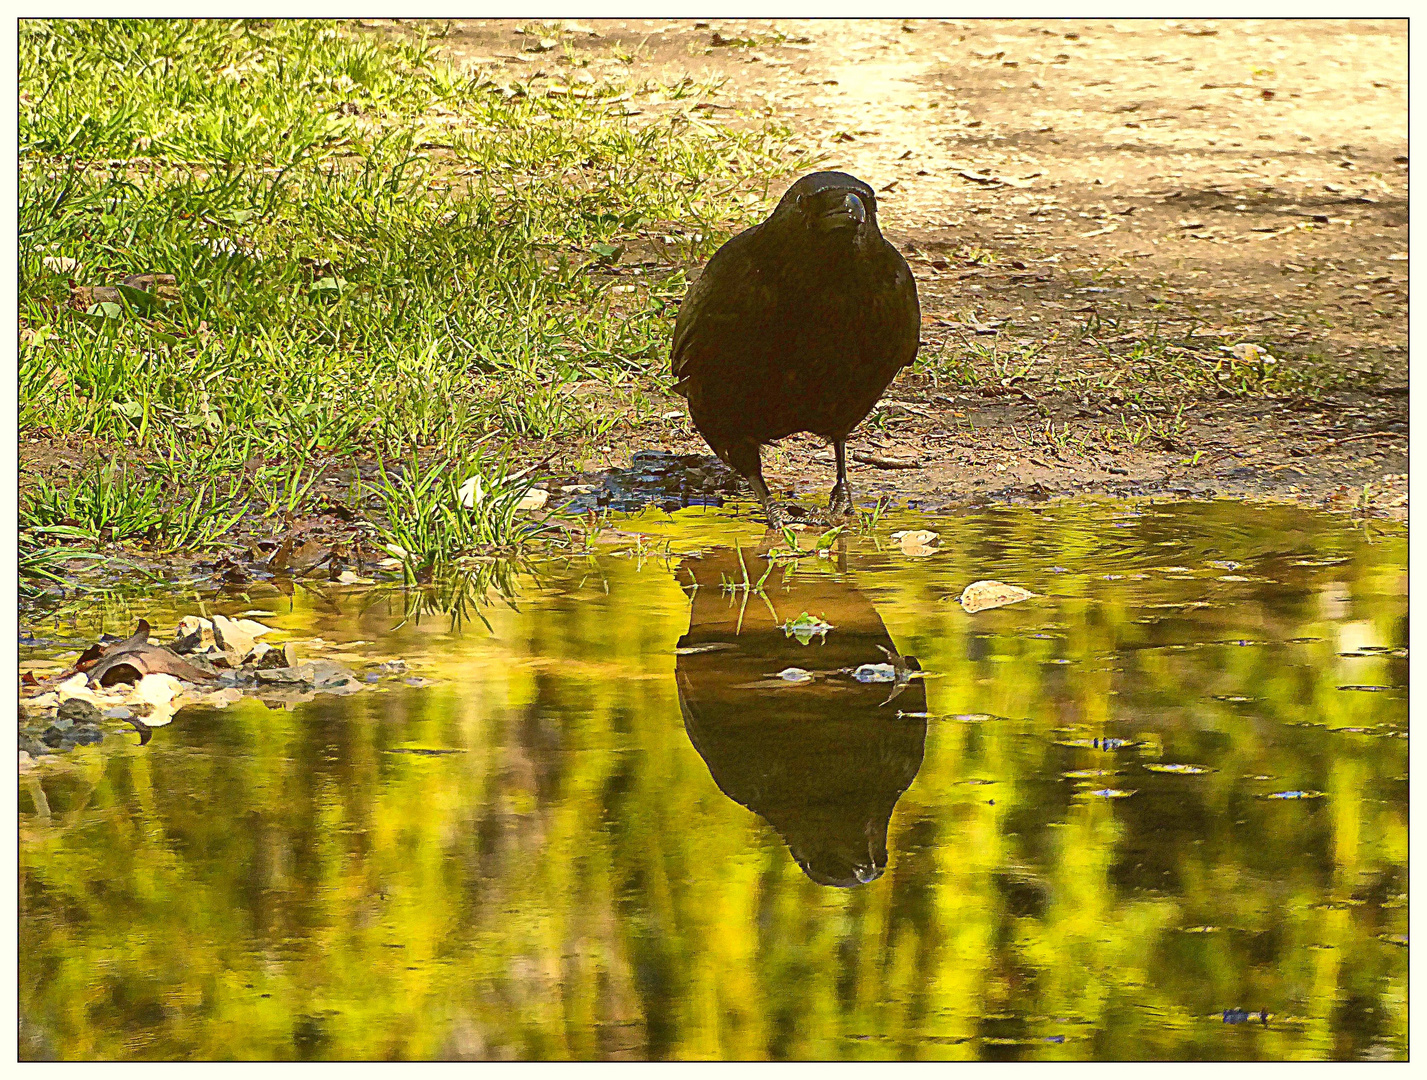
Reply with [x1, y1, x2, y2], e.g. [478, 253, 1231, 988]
[19, 18, 795, 571]
[19, 460, 251, 551]
[362, 449, 558, 569]
[19, 526, 104, 596]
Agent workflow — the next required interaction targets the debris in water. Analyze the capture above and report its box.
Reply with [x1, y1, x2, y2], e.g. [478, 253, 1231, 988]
[774, 667, 814, 682]
[892, 529, 940, 556]
[782, 612, 833, 645]
[851, 663, 897, 683]
[958, 580, 1039, 613]
[1221, 1008, 1271, 1025]
[18, 617, 392, 765]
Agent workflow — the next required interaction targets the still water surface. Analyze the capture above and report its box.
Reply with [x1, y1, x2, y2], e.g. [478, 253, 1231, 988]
[19, 501, 1408, 1060]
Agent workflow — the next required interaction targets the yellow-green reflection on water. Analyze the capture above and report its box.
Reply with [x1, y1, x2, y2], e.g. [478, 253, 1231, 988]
[19, 501, 1408, 1060]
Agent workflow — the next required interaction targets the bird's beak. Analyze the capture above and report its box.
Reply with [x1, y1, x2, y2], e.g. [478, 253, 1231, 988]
[816, 191, 867, 230]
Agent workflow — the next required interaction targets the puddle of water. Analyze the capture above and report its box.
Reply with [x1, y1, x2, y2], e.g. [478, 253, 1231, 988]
[18, 501, 1408, 1061]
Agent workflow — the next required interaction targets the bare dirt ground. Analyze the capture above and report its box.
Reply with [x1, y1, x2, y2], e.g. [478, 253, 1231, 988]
[430, 17, 1408, 522]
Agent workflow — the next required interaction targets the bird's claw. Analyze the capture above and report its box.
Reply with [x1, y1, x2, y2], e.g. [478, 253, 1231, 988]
[827, 485, 856, 519]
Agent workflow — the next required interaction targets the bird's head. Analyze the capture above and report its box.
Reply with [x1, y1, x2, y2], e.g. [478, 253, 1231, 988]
[771, 171, 880, 246]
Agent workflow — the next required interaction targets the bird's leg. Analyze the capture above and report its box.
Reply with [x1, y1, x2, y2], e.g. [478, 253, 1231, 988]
[828, 438, 855, 518]
[730, 442, 785, 529]
[748, 468, 788, 530]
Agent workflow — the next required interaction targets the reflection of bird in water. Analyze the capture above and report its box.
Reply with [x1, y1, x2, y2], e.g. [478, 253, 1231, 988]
[675, 547, 927, 887]
[671, 171, 921, 527]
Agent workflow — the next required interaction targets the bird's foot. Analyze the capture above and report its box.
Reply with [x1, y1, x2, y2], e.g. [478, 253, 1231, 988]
[827, 484, 856, 520]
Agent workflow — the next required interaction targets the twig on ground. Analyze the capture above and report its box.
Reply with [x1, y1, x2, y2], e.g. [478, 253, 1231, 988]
[852, 451, 924, 470]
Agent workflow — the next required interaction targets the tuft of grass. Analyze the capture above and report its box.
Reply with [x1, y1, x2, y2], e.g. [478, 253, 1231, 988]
[20, 526, 104, 595]
[362, 450, 552, 566]
[911, 338, 977, 386]
[20, 465, 167, 543]
[20, 461, 251, 551]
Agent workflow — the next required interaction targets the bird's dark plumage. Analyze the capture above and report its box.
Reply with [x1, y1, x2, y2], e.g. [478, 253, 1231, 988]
[672, 170, 920, 524]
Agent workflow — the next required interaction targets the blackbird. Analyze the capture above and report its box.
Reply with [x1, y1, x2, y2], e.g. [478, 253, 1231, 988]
[671, 170, 920, 526]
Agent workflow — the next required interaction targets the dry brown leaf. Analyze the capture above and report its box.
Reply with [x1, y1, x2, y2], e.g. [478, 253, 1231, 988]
[896, 529, 940, 557]
[87, 643, 218, 686]
[958, 579, 1039, 614]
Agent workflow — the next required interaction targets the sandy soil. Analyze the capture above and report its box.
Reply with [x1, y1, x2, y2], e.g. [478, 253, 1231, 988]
[430, 17, 1407, 521]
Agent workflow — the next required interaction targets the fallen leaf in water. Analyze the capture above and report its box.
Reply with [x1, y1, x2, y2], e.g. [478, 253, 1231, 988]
[56, 672, 101, 704]
[172, 615, 215, 653]
[212, 614, 257, 664]
[782, 612, 833, 644]
[894, 529, 940, 556]
[127, 673, 186, 727]
[87, 642, 217, 686]
[958, 580, 1039, 613]
[774, 667, 814, 682]
[1144, 763, 1215, 774]
[286, 540, 332, 575]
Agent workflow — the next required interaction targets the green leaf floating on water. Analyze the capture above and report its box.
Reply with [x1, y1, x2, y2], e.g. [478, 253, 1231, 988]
[782, 611, 832, 645]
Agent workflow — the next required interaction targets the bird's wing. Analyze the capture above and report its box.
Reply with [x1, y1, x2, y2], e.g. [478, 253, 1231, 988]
[671, 225, 763, 390]
[886, 248, 922, 371]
